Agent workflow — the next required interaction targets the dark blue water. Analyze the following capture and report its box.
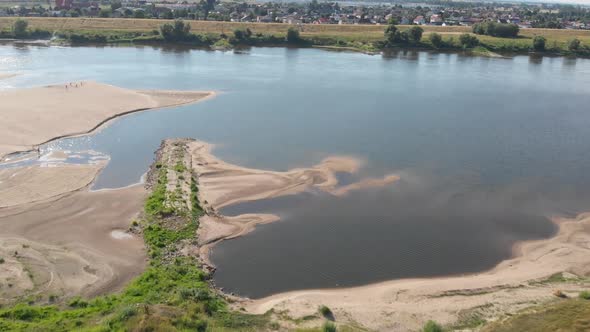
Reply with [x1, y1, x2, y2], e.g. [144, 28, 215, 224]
[1, 44, 589, 297]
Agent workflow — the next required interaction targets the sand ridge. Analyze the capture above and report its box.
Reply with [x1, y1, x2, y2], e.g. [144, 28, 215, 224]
[0, 81, 215, 160]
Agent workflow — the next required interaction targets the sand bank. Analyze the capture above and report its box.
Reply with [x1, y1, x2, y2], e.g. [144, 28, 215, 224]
[175, 139, 399, 267]
[243, 213, 590, 331]
[0, 81, 214, 160]
[0, 183, 147, 303]
[0, 163, 104, 208]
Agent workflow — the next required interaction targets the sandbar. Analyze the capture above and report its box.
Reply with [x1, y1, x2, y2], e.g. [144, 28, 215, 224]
[0, 81, 214, 160]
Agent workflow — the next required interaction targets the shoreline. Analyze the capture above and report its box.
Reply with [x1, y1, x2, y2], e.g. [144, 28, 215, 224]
[240, 212, 590, 330]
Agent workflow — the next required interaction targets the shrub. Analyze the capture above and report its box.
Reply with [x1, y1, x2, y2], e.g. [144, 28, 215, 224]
[68, 297, 88, 308]
[233, 28, 252, 42]
[459, 34, 479, 48]
[12, 18, 28, 38]
[429, 33, 443, 48]
[319, 305, 332, 318]
[472, 21, 519, 38]
[286, 27, 300, 43]
[323, 321, 337, 332]
[408, 26, 424, 43]
[118, 305, 137, 320]
[423, 320, 443, 332]
[0, 257, 4, 264]
[160, 20, 191, 42]
[579, 291, 590, 300]
[533, 36, 546, 51]
[568, 38, 581, 51]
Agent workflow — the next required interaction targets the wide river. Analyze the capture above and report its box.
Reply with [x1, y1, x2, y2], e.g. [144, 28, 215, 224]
[1, 43, 590, 298]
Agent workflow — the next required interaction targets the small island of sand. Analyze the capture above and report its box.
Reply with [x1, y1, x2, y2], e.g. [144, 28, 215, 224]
[0, 81, 214, 160]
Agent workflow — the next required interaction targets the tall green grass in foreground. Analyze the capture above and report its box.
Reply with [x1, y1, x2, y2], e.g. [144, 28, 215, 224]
[0, 165, 270, 331]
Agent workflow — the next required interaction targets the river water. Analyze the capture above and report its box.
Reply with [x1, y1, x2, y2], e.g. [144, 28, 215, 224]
[1, 43, 589, 298]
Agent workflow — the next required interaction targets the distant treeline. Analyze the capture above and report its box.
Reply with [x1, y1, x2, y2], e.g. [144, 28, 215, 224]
[1, 18, 589, 58]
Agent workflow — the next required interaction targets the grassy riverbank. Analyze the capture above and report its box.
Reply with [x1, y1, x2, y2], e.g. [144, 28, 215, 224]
[1, 17, 590, 56]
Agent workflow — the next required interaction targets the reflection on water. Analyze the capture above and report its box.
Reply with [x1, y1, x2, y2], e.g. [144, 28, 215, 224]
[1, 44, 590, 297]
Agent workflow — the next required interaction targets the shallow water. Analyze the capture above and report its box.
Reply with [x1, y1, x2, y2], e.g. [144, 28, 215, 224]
[1, 44, 590, 297]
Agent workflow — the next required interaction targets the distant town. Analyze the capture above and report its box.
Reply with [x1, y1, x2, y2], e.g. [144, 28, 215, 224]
[1, 0, 589, 30]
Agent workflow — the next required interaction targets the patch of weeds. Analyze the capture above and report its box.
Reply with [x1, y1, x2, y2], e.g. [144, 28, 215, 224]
[323, 321, 337, 332]
[423, 320, 443, 332]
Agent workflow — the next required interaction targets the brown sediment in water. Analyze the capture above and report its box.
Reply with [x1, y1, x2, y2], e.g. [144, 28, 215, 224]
[179, 139, 400, 268]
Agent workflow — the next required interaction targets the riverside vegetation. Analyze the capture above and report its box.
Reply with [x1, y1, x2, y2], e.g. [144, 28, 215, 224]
[0, 140, 365, 331]
[1, 17, 589, 57]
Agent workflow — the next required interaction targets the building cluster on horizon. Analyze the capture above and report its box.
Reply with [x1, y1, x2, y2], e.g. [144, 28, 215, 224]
[0, 0, 588, 30]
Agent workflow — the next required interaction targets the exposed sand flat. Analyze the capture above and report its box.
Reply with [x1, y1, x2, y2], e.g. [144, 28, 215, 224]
[0, 184, 147, 303]
[0, 163, 104, 208]
[0, 81, 214, 159]
[244, 213, 590, 331]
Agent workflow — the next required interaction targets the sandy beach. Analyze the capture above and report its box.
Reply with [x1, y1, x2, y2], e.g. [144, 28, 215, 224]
[0, 184, 147, 303]
[0, 82, 215, 305]
[0, 81, 214, 160]
[0, 163, 104, 208]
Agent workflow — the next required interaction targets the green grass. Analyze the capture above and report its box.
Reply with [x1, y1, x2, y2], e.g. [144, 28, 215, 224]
[483, 299, 590, 332]
[423, 320, 444, 332]
[0, 165, 270, 331]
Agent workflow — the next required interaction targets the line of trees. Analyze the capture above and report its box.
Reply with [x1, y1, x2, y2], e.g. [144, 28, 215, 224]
[472, 21, 520, 38]
[384, 20, 424, 47]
